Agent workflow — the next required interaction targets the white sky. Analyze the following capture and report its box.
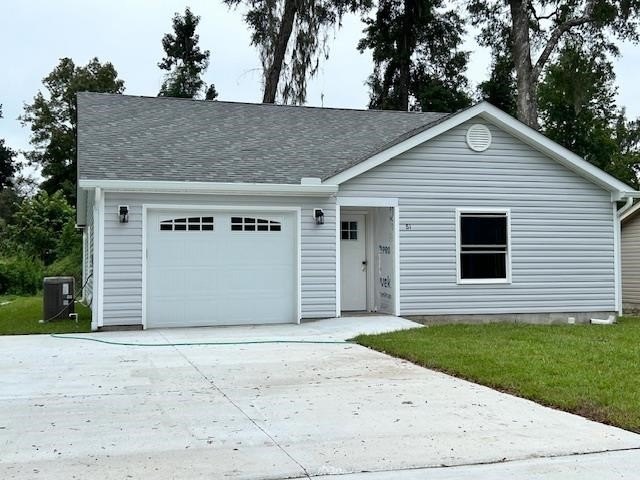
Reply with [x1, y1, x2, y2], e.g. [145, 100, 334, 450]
[1, 0, 639, 166]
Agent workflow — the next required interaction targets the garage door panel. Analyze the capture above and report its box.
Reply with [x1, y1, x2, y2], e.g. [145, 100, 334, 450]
[146, 210, 297, 328]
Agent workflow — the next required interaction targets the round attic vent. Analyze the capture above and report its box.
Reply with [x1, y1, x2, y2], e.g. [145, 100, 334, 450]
[466, 124, 492, 152]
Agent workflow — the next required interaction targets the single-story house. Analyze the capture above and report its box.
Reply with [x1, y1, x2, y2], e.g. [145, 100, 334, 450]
[76, 92, 638, 331]
[621, 202, 640, 311]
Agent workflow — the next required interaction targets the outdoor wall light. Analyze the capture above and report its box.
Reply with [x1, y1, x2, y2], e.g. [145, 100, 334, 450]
[313, 208, 325, 225]
[118, 205, 129, 223]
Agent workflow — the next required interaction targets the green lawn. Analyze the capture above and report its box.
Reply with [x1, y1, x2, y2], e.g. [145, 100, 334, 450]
[354, 318, 640, 433]
[0, 296, 91, 335]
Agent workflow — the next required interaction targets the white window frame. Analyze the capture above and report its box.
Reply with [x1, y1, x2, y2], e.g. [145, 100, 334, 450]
[159, 216, 215, 231]
[455, 207, 512, 285]
[230, 215, 283, 232]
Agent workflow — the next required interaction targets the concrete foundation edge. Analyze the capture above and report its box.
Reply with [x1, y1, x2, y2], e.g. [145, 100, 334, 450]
[405, 311, 618, 325]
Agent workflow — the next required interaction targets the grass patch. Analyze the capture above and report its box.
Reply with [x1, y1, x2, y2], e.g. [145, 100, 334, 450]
[354, 318, 640, 433]
[0, 295, 91, 335]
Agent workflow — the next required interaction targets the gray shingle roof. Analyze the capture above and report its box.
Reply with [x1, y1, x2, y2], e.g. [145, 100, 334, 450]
[77, 92, 449, 184]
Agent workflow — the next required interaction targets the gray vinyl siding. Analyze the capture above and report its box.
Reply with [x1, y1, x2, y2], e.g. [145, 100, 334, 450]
[101, 192, 336, 326]
[622, 214, 640, 309]
[338, 118, 616, 315]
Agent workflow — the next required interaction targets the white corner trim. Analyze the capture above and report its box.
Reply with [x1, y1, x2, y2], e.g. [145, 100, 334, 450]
[393, 205, 401, 316]
[613, 203, 622, 315]
[335, 204, 341, 317]
[455, 207, 512, 285]
[141, 205, 148, 330]
[92, 187, 105, 330]
[81, 229, 87, 304]
[78, 179, 338, 196]
[325, 102, 636, 195]
[296, 207, 302, 324]
[337, 196, 399, 207]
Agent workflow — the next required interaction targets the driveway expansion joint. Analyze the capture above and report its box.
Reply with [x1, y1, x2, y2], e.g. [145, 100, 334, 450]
[158, 331, 312, 480]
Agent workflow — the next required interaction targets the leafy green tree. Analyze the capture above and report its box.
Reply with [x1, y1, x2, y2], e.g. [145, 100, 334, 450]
[226, 0, 370, 104]
[538, 42, 639, 186]
[158, 7, 216, 99]
[469, 0, 640, 128]
[358, 0, 471, 112]
[478, 52, 517, 116]
[21, 58, 125, 203]
[0, 105, 17, 192]
[5, 190, 78, 265]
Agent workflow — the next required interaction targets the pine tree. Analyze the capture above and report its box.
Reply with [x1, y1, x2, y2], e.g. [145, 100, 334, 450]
[158, 7, 216, 99]
[358, 0, 470, 112]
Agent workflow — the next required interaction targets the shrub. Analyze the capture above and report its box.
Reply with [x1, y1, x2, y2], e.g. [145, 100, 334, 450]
[0, 255, 44, 295]
[45, 251, 83, 288]
[5, 191, 76, 264]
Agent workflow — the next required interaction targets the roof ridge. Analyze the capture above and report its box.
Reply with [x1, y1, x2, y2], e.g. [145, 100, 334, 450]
[76, 91, 449, 116]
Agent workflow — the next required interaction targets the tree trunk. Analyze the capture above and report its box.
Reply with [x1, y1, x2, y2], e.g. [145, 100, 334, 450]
[397, 0, 414, 111]
[262, 0, 297, 103]
[509, 0, 539, 129]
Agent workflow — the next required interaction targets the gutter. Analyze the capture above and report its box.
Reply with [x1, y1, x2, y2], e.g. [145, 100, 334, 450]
[614, 193, 639, 316]
[617, 197, 634, 217]
[77, 179, 338, 197]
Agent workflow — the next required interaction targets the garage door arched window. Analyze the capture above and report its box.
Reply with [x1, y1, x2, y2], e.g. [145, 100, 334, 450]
[231, 216, 281, 232]
[160, 216, 215, 231]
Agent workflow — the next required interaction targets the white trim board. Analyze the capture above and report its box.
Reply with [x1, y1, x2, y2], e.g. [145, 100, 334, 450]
[455, 207, 512, 285]
[324, 102, 637, 196]
[141, 204, 302, 329]
[79, 179, 338, 197]
[613, 203, 622, 315]
[337, 197, 398, 207]
[393, 205, 400, 316]
[92, 187, 105, 330]
[336, 203, 400, 317]
[335, 204, 341, 317]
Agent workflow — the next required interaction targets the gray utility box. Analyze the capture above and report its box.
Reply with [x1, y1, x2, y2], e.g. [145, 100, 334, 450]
[43, 277, 75, 322]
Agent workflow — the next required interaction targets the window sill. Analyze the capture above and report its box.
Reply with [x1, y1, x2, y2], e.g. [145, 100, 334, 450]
[457, 278, 511, 285]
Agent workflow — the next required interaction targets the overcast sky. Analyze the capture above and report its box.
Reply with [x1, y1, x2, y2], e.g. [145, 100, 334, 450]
[1, 0, 640, 165]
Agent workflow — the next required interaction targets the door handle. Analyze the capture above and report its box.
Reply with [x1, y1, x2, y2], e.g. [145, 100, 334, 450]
[362, 260, 367, 271]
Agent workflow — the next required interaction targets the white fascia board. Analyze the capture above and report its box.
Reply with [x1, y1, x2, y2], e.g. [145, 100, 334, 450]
[475, 104, 635, 195]
[78, 179, 338, 196]
[325, 102, 638, 196]
[337, 196, 398, 207]
[325, 104, 487, 185]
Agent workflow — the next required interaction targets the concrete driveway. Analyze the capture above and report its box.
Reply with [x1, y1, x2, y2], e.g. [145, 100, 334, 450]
[1, 316, 639, 479]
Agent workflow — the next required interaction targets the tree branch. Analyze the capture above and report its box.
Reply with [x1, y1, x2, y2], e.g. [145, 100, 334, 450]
[528, 3, 559, 22]
[532, 0, 597, 81]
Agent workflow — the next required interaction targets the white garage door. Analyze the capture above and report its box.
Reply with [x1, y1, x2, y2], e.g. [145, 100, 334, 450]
[146, 209, 297, 328]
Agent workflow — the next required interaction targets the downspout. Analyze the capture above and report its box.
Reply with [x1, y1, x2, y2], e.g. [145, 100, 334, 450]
[617, 197, 634, 218]
[614, 196, 634, 316]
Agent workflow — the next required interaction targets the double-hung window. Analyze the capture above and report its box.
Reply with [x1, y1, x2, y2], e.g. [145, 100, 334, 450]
[457, 209, 511, 283]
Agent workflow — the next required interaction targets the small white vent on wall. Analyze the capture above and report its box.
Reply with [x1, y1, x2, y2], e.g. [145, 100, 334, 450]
[466, 124, 492, 152]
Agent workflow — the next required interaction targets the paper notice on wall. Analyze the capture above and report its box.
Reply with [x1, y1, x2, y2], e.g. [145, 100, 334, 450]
[375, 207, 394, 313]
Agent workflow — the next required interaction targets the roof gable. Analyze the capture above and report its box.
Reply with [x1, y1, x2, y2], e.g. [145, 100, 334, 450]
[326, 102, 636, 196]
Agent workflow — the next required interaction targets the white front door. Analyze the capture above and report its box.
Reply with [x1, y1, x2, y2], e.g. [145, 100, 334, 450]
[340, 214, 367, 311]
[146, 209, 297, 328]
